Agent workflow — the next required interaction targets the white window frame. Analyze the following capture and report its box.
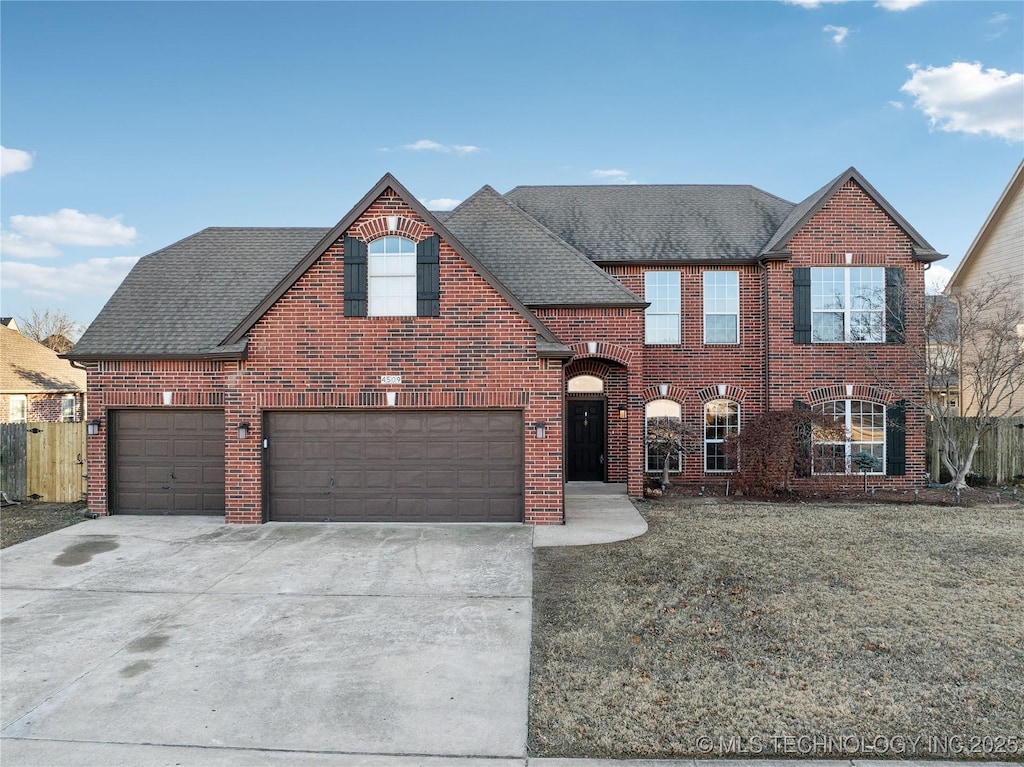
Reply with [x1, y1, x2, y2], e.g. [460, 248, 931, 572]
[645, 271, 680, 345]
[811, 267, 885, 343]
[813, 400, 886, 475]
[645, 398, 682, 472]
[704, 399, 739, 472]
[61, 394, 76, 422]
[368, 236, 417, 317]
[703, 271, 739, 344]
[9, 395, 27, 423]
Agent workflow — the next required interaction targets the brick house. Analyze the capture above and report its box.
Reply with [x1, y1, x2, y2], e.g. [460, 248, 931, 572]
[68, 168, 943, 524]
[1, 323, 86, 424]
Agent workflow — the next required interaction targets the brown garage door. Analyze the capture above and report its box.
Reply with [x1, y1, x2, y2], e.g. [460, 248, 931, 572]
[112, 410, 225, 515]
[266, 410, 523, 522]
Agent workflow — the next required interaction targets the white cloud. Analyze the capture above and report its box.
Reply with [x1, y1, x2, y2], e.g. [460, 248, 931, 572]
[901, 62, 1024, 142]
[9, 209, 138, 246]
[926, 264, 954, 295]
[424, 198, 462, 210]
[2, 256, 140, 299]
[989, 12, 1010, 24]
[1, 146, 34, 177]
[591, 169, 630, 179]
[875, 0, 926, 10]
[390, 139, 482, 155]
[824, 24, 849, 45]
[782, 0, 925, 9]
[0, 230, 61, 259]
[888, 100, 905, 109]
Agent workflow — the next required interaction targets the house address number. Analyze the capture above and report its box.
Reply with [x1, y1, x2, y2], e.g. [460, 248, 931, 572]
[380, 375, 402, 385]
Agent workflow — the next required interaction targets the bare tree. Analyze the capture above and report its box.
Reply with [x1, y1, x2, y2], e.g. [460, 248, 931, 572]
[931, 276, 1024, 488]
[16, 309, 85, 352]
[645, 416, 699, 488]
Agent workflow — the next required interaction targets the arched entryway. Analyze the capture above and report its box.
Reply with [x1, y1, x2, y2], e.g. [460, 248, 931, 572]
[564, 357, 629, 483]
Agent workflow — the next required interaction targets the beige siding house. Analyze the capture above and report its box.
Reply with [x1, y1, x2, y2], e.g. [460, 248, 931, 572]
[946, 160, 1024, 417]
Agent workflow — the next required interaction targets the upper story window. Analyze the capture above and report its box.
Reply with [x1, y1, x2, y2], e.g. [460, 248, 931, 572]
[9, 395, 27, 423]
[813, 399, 885, 474]
[704, 271, 739, 344]
[344, 234, 439, 318]
[811, 267, 885, 342]
[794, 267, 904, 346]
[645, 271, 680, 345]
[368, 236, 417, 316]
[705, 399, 739, 472]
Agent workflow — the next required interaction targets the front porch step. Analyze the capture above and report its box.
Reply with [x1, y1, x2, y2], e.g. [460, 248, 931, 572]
[565, 482, 627, 496]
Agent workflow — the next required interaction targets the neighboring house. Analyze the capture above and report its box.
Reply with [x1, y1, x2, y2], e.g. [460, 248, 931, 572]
[1, 324, 86, 423]
[925, 294, 959, 414]
[68, 168, 941, 524]
[945, 160, 1024, 417]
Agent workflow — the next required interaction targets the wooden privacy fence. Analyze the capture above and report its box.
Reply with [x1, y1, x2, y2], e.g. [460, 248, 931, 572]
[927, 417, 1024, 485]
[0, 422, 87, 503]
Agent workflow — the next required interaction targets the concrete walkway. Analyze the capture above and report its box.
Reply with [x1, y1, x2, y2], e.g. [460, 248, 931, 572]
[533, 483, 647, 548]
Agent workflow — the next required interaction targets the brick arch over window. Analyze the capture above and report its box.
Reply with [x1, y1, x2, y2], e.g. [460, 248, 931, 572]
[696, 384, 748, 404]
[642, 384, 686, 404]
[565, 358, 612, 382]
[351, 216, 430, 243]
[806, 385, 893, 406]
[569, 341, 634, 368]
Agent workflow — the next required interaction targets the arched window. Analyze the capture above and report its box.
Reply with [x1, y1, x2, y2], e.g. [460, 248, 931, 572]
[645, 399, 682, 473]
[368, 236, 417, 316]
[705, 399, 739, 472]
[567, 375, 604, 393]
[813, 400, 885, 474]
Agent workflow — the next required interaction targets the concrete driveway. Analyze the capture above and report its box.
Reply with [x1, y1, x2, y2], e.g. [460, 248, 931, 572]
[0, 516, 532, 766]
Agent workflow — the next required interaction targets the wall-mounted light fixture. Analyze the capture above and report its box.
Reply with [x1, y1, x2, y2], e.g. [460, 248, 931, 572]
[618, 408, 627, 420]
[534, 421, 547, 439]
[87, 419, 101, 436]
[237, 422, 250, 440]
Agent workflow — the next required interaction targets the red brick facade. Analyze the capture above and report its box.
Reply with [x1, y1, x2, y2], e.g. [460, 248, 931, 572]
[81, 177, 931, 524]
[1, 392, 83, 424]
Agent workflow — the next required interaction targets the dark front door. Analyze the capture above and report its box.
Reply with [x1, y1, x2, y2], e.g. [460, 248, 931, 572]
[567, 399, 605, 481]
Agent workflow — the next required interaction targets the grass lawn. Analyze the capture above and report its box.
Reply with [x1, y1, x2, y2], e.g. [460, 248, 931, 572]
[530, 498, 1024, 760]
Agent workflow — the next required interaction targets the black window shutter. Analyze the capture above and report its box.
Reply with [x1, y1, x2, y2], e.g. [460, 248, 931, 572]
[417, 235, 440, 317]
[885, 267, 905, 344]
[343, 236, 367, 317]
[886, 400, 906, 476]
[793, 268, 811, 344]
[793, 399, 812, 477]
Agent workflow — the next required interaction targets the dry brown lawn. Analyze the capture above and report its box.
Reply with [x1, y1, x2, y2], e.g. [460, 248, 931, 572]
[0, 502, 87, 548]
[530, 498, 1024, 760]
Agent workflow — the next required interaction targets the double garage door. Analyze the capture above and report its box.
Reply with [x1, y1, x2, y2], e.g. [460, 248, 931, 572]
[110, 409, 523, 522]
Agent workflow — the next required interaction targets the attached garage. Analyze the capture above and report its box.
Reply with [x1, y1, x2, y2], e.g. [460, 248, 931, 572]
[266, 410, 524, 523]
[111, 410, 225, 515]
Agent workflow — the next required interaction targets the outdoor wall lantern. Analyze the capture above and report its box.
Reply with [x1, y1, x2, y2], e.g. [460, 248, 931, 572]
[87, 419, 101, 436]
[237, 422, 250, 440]
[618, 408, 627, 420]
[535, 421, 547, 439]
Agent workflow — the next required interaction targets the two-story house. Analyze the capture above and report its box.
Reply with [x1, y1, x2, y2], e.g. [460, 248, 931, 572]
[68, 168, 942, 524]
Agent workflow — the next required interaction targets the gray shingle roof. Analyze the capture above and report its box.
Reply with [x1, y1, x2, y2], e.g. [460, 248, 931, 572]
[505, 184, 795, 263]
[442, 186, 645, 307]
[72, 228, 329, 357]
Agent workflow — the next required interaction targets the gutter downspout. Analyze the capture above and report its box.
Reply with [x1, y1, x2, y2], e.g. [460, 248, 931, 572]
[758, 258, 770, 415]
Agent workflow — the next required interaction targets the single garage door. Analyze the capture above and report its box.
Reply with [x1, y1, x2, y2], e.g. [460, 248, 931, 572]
[111, 410, 225, 515]
[266, 410, 523, 522]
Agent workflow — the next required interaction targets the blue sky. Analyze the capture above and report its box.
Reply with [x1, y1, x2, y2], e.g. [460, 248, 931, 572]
[2, 0, 1022, 331]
